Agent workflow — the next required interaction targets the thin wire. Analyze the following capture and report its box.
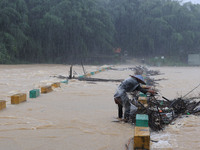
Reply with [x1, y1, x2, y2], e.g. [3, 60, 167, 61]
[183, 83, 200, 98]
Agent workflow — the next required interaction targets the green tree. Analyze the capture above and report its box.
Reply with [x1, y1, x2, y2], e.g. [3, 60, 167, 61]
[0, 0, 29, 62]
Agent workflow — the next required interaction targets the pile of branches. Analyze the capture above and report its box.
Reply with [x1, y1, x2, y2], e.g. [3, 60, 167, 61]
[146, 69, 161, 76]
[145, 76, 166, 86]
[132, 65, 147, 75]
[110, 66, 162, 77]
[110, 66, 148, 74]
[134, 96, 200, 131]
[145, 77, 157, 86]
[132, 65, 161, 76]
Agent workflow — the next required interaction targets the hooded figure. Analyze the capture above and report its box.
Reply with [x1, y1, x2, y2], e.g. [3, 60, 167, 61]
[114, 75, 155, 121]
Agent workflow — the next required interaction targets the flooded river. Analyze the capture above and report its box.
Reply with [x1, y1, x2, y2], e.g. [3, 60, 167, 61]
[0, 64, 199, 150]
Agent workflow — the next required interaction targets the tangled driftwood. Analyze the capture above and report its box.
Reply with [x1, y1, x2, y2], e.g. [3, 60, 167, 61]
[133, 96, 200, 131]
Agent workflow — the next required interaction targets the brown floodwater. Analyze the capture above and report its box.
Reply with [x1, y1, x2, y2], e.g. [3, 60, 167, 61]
[0, 64, 199, 150]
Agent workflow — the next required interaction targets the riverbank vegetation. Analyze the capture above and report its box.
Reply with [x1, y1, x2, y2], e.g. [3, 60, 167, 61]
[0, 0, 200, 64]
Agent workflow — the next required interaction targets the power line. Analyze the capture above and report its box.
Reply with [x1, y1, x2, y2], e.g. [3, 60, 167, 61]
[183, 83, 200, 98]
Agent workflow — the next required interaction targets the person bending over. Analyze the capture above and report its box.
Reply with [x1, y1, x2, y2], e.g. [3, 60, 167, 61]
[114, 75, 156, 121]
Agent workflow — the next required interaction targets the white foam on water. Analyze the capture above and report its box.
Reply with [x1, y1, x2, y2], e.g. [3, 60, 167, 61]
[151, 131, 177, 149]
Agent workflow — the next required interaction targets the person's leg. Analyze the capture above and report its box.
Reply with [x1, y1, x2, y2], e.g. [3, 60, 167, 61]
[118, 104, 123, 118]
[114, 98, 123, 118]
[124, 100, 131, 120]
[119, 92, 131, 120]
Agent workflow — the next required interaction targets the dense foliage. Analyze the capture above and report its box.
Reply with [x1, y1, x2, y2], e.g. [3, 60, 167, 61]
[0, 0, 200, 64]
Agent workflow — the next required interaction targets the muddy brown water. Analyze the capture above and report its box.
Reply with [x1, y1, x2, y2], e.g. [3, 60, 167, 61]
[0, 64, 199, 150]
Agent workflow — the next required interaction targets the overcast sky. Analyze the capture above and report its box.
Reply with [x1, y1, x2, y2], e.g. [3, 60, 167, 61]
[182, 0, 200, 4]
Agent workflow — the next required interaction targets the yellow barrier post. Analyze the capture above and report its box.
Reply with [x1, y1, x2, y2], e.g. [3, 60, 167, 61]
[51, 82, 61, 88]
[138, 96, 148, 105]
[134, 126, 150, 150]
[86, 73, 91, 77]
[0, 100, 6, 110]
[11, 93, 27, 104]
[41, 86, 53, 93]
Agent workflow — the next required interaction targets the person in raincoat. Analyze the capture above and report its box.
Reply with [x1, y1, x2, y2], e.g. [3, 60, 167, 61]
[114, 75, 156, 121]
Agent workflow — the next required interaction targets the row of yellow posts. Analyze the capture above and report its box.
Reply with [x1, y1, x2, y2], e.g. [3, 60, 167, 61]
[11, 82, 61, 104]
[133, 72, 150, 150]
[78, 67, 111, 78]
[0, 67, 110, 110]
[0, 82, 61, 110]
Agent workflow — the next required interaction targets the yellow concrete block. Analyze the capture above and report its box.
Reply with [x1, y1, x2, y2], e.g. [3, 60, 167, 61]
[51, 82, 61, 88]
[134, 127, 150, 150]
[86, 73, 91, 77]
[0, 100, 6, 110]
[141, 85, 149, 89]
[138, 96, 148, 105]
[41, 86, 53, 94]
[11, 93, 27, 104]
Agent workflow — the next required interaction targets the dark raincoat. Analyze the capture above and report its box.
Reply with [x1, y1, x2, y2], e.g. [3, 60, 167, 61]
[114, 77, 147, 119]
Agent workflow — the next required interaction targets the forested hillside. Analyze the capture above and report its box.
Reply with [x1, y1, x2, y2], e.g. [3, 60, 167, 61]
[0, 0, 200, 64]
